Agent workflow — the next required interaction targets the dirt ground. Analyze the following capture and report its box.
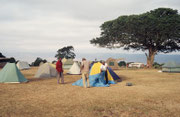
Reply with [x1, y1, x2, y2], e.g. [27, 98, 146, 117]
[0, 67, 180, 117]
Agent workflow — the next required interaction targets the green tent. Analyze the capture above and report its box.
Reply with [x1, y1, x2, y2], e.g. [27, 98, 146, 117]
[162, 61, 180, 73]
[0, 63, 28, 83]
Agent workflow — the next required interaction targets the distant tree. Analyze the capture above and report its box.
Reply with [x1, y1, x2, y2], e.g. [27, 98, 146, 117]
[55, 46, 76, 59]
[52, 60, 57, 64]
[32, 57, 47, 66]
[31, 62, 35, 66]
[90, 8, 180, 68]
[9, 57, 16, 63]
[153, 62, 164, 69]
[33, 57, 43, 66]
[42, 59, 47, 63]
[118, 61, 126, 67]
[0, 53, 5, 58]
[15, 60, 19, 64]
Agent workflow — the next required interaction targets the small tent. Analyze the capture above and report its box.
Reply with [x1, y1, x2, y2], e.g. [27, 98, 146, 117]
[16, 61, 30, 70]
[39, 61, 44, 66]
[34, 63, 57, 78]
[67, 61, 81, 75]
[128, 62, 144, 68]
[62, 58, 67, 63]
[63, 59, 74, 70]
[49, 63, 56, 68]
[106, 58, 124, 69]
[0, 63, 28, 83]
[72, 62, 121, 87]
[162, 61, 180, 73]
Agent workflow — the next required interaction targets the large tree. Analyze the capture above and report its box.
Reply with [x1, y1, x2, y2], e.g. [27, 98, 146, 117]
[55, 46, 76, 59]
[90, 8, 180, 68]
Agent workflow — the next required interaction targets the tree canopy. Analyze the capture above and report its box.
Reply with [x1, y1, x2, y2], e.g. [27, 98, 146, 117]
[32, 57, 47, 66]
[90, 8, 180, 68]
[0, 53, 5, 58]
[55, 46, 76, 59]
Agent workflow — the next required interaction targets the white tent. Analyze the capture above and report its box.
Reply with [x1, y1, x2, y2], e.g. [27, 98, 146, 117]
[128, 62, 144, 68]
[67, 61, 81, 75]
[34, 63, 57, 78]
[62, 58, 67, 63]
[63, 59, 74, 70]
[39, 61, 44, 66]
[16, 61, 30, 70]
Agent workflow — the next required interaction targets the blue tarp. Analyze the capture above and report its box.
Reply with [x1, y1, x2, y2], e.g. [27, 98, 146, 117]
[72, 71, 110, 87]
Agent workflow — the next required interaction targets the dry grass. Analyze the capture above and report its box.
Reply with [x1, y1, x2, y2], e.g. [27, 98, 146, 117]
[0, 67, 180, 117]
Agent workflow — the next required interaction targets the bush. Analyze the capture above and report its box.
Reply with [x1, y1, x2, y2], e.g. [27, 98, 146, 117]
[153, 62, 164, 69]
[9, 57, 16, 63]
[118, 61, 126, 67]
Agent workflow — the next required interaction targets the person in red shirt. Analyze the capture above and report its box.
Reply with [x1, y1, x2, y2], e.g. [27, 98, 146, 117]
[56, 58, 64, 84]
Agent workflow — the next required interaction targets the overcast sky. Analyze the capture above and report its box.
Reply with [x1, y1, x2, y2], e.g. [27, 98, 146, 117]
[0, 0, 180, 62]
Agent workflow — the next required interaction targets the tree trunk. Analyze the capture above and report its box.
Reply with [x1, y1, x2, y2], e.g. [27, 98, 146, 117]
[145, 48, 156, 68]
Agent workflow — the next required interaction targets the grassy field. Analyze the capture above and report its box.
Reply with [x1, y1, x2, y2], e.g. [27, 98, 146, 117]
[0, 67, 180, 117]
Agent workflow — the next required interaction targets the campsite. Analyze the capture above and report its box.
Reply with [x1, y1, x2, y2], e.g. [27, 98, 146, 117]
[0, 65, 180, 117]
[1, 0, 180, 117]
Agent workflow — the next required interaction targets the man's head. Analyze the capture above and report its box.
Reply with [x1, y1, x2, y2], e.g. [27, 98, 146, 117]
[102, 61, 105, 65]
[82, 58, 86, 61]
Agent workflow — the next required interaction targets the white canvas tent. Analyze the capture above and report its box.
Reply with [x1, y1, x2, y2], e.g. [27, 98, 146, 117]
[67, 61, 81, 75]
[16, 61, 30, 70]
[63, 59, 74, 69]
[62, 58, 67, 63]
[39, 61, 44, 66]
[34, 63, 57, 78]
[128, 62, 144, 68]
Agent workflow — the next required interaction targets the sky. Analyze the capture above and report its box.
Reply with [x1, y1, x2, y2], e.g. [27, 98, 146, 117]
[0, 0, 180, 62]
